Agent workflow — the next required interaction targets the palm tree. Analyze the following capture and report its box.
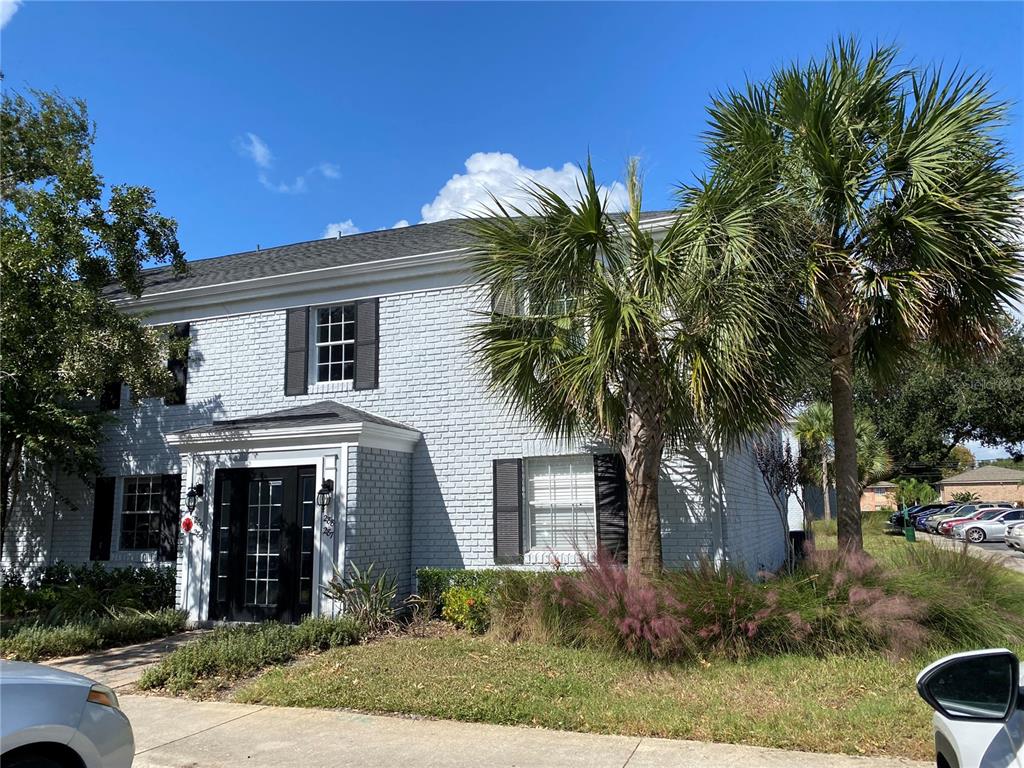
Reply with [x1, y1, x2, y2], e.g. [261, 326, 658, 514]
[854, 417, 892, 490]
[793, 402, 834, 522]
[690, 38, 1023, 552]
[467, 160, 798, 575]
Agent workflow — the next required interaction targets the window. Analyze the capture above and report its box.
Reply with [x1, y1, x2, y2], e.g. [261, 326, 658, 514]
[315, 304, 355, 382]
[120, 475, 163, 550]
[524, 455, 595, 551]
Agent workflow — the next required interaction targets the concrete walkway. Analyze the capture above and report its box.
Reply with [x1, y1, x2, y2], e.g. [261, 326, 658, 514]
[49, 631, 204, 689]
[122, 695, 929, 768]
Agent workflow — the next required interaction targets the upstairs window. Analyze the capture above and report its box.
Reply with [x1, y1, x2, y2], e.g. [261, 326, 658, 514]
[315, 304, 355, 382]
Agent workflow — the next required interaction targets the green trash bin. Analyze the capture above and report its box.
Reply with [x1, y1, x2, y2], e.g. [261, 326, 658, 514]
[904, 526, 916, 542]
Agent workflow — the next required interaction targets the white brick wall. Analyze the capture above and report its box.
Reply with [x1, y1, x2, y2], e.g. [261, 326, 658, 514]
[345, 446, 413, 596]
[3, 280, 785, 590]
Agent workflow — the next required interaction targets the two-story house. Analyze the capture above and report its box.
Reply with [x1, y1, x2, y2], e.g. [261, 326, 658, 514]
[2, 214, 787, 624]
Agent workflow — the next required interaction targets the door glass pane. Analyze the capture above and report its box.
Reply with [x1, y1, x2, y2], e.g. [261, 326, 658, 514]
[298, 476, 315, 614]
[245, 477, 282, 607]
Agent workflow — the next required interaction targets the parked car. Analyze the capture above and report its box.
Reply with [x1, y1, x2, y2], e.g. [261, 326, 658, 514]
[917, 648, 1023, 768]
[926, 504, 974, 533]
[1006, 521, 1024, 552]
[916, 504, 960, 531]
[926, 503, 1012, 534]
[0, 661, 134, 768]
[952, 508, 1024, 543]
[937, 508, 1010, 536]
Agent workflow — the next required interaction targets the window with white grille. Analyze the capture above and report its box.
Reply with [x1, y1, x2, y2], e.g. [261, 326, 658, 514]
[524, 455, 596, 551]
[314, 304, 355, 382]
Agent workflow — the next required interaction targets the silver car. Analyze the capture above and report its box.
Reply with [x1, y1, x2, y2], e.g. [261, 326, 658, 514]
[918, 649, 1023, 768]
[0, 661, 134, 768]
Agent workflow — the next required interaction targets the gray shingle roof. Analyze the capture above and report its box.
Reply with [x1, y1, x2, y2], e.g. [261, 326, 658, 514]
[937, 465, 1024, 485]
[171, 400, 416, 436]
[107, 212, 675, 300]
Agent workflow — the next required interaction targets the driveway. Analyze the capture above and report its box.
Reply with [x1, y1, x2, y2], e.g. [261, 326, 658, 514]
[122, 695, 928, 768]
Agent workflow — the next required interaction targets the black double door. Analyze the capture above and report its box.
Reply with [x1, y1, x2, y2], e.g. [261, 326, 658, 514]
[209, 465, 316, 623]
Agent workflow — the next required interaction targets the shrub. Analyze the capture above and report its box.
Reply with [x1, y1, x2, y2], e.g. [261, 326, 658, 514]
[440, 585, 490, 634]
[487, 571, 563, 644]
[2, 561, 176, 621]
[138, 614, 365, 694]
[322, 562, 399, 634]
[551, 551, 697, 660]
[0, 609, 186, 662]
[416, 568, 502, 615]
[884, 544, 1024, 649]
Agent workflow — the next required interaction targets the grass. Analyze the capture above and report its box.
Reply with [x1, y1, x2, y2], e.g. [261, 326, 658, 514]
[137, 615, 364, 695]
[0, 609, 186, 662]
[235, 633, 936, 760]
[229, 513, 1024, 759]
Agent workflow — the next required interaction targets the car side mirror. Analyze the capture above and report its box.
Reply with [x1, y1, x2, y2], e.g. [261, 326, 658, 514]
[917, 650, 1020, 722]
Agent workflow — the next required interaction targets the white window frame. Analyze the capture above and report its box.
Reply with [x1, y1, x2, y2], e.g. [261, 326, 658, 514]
[310, 303, 356, 385]
[522, 455, 596, 554]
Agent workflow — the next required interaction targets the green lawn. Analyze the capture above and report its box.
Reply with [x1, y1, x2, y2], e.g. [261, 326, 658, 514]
[224, 516, 1024, 760]
[235, 633, 933, 760]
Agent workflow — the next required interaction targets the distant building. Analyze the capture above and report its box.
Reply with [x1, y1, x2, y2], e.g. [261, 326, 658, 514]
[937, 466, 1024, 505]
[860, 481, 898, 512]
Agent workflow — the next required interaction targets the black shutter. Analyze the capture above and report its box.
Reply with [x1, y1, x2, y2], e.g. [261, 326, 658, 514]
[285, 307, 309, 396]
[99, 380, 122, 411]
[353, 298, 379, 391]
[164, 323, 190, 405]
[493, 458, 523, 564]
[89, 477, 116, 561]
[158, 473, 182, 562]
[594, 452, 628, 564]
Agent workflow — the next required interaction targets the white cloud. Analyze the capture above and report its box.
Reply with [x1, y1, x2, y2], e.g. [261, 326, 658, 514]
[392, 219, 410, 229]
[322, 220, 360, 239]
[238, 132, 273, 169]
[259, 173, 306, 195]
[419, 152, 628, 223]
[0, 0, 21, 29]
[235, 133, 338, 194]
[318, 162, 341, 180]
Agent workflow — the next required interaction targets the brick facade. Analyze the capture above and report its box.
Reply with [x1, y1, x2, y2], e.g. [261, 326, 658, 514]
[3, 275, 787, 619]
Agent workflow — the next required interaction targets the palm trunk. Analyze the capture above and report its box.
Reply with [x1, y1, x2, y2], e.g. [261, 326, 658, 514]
[623, 381, 664, 576]
[829, 327, 862, 552]
[820, 449, 832, 522]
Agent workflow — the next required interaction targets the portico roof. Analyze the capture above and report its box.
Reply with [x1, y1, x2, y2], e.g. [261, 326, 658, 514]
[167, 401, 420, 452]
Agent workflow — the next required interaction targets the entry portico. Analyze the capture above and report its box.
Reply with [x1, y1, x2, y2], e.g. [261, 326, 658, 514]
[168, 401, 419, 623]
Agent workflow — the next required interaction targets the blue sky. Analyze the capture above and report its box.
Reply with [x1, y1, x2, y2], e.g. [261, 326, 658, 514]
[2, 2, 1022, 458]
[3, 1, 1022, 259]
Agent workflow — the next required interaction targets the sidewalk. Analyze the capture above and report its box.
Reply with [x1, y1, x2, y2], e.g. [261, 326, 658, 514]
[122, 695, 929, 768]
[49, 631, 205, 689]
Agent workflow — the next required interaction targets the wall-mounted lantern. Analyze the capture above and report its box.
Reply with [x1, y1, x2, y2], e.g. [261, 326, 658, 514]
[185, 483, 204, 513]
[318, 479, 335, 537]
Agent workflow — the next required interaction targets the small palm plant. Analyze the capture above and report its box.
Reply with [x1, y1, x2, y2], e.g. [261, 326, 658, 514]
[323, 562, 398, 634]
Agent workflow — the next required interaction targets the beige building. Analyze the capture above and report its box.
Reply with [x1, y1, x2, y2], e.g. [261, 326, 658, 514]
[937, 465, 1024, 505]
[860, 481, 898, 511]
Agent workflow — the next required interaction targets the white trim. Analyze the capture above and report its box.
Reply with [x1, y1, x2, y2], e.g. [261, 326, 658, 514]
[167, 420, 420, 454]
